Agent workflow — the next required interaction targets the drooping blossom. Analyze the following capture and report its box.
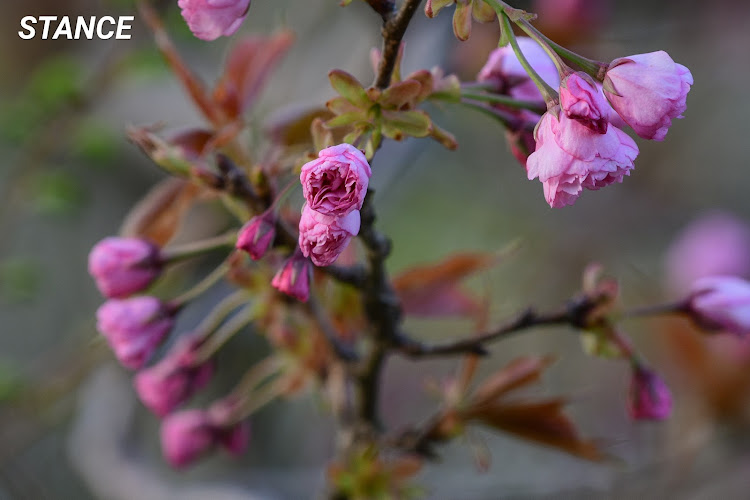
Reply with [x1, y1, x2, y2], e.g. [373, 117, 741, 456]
[298, 205, 361, 267]
[271, 250, 312, 302]
[178, 0, 251, 41]
[236, 211, 276, 260]
[688, 276, 750, 337]
[627, 366, 673, 420]
[88, 237, 162, 298]
[134, 334, 214, 417]
[300, 144, 372, 217]
[96, 296, 176, 370]
[526, 110, 638, 207]
[560, 72, 609, 134]
[603, 51, 693, 141]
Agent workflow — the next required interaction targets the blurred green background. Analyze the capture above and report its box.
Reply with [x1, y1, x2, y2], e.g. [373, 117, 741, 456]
[1, 0, 750, 498]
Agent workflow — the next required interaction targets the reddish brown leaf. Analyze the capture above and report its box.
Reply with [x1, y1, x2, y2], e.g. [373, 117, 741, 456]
[467, 399, 606, 462]
[393, 252, 503, 318]
[213, 31, 295, 120]
[167, 128, 214, 159]
[119, 178, 201, 246]
[472, 356, 555, 406]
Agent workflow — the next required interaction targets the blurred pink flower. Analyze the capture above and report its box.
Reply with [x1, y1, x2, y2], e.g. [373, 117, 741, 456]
[477, 37, 560, 104]
[298, 205, 360, 267]
[134, 334, 213, 417]
[603, 51, 693, 141]
[88, 237, 162, 299]
[178, 0, 251, 41]
[689, 276, 750, 337]
[272, 250, 312, 302]
[560, 72, 609, 134]
[236, 211, 276, 260]
[665, 212, 750, 295]
[300, 144, 372, 217]
[96, 297, 175, 370]
[526, 110, 638, 207]
[628, 367, 673, 420]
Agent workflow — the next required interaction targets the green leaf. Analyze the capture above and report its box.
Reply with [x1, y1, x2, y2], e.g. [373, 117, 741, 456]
[329, 70, 371, 109]
[326, 111, 368, 129]
[379, 80, 422, 109]
[381, 110, 432, 139]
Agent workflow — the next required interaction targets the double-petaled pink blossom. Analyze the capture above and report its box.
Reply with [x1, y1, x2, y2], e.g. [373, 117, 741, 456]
[298, 205, 360, 267]
[300, 144, 372, 217]
[603, 51, 693, 141]
[96, 296, 175, 369]
[526, 110, 638, 207]
[134, 334, 213, 417]
[88, 237, 162, 299]
[688, 276, 750, 337]
[560, 72, 610, 134]
[627, 366, 672, 420]
[178, 0, 251, 41]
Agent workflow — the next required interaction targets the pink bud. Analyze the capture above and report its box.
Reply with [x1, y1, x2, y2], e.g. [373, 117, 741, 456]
[628, 366, 672, 420]
[178, 0, 251, 41]
[88, 237, 162, 299]
[134, 334, 213, 417]
[689, 276, 750, 337]
[208, 398, 251, 456]
[236, 212, 276, 260]
[300, 144, 372, 217]
[477, 37, 560, 103]
[560, 72, 609, 134]
[96, 297, 175, 370]
[526, 110, 638, 208]
[271, 251, 312, 302]
[603, 51, 693, 141]
[160, 410, 217, 468]
[298, 205, 360, 267]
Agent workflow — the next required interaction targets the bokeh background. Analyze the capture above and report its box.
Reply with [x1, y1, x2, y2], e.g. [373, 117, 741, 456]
[2, 0, 750, 498]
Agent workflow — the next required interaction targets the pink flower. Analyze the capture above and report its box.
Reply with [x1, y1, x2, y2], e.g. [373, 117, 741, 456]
[134, 334, 213, 417]
[236, 211, 276, 260]
[298, 205, 360, 267]
[88, 237, 162, 299]
[603, 51, 693, 141]
[627, 366, 672, 420]
[178, 0, 251, 41]
[665, 212, 750, 295]
[271, 250, 312, 302]
[560, 72, 609, 134]
[96, 297, 175, 369]
[477, 37, 560, 103]
[526, 110, 638, 207]
[689, 276, 750, 337]
[300, 144, 372, 217]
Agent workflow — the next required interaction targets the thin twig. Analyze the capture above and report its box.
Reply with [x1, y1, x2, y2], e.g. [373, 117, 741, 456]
[374, 0, 424, 89]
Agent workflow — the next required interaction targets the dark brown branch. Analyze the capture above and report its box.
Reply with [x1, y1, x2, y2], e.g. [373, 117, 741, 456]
[306, 295, 361, 362]
[364, 0, 397, 21]
[374, 0, 424, 89]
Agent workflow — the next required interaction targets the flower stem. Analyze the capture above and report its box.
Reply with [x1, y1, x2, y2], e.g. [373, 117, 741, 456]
[193, 301, 257, 364]
[195, 289, 251, 340]
[170, 259, 231, 309]
[460, 91, 546, 113]
[460, 98, 524, 130]
[161, 231, 237, 264]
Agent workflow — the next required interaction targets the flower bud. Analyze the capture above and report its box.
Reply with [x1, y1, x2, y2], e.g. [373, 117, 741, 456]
[627, 366, 672, 420]
[134, 334, 214, 417]
[300, 144, 372, 217]
[560, 72, 609, 134]
[96, 297, 175, 370]
[178, 0, 251, 41]
[688, 276, 750, 337]
[271, 251, 312, 302]
[88, 237, 162, 299]
[298, 205, 360, 267]
[603, 51, 693, 141]
[236, 212, 276, 260]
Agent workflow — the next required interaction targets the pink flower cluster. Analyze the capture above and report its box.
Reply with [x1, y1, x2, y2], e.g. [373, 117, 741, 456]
[298, 144, 370, 267]
[479, 40, 693, 207]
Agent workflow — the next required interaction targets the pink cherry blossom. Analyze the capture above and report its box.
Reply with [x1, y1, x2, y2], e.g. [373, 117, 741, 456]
[526, 110, 639, 208]
[96, 297, 175, 370]
[560, 72, 609, 134]
[689, 276, 750, 337]
[300, 144, 372, 217]
[298, 205, 361, 267]
[628, 367, 672, 420]
[477, 37, 560, 103]
[236, 211, 276, 260]
[160, 410, 216, 467]
[134, 334, 213, 417]
[603, 51, 693, 141]
[88, 237, 162, 299]
[271, 250, 312, 302]
[178, 0, 251, 41]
